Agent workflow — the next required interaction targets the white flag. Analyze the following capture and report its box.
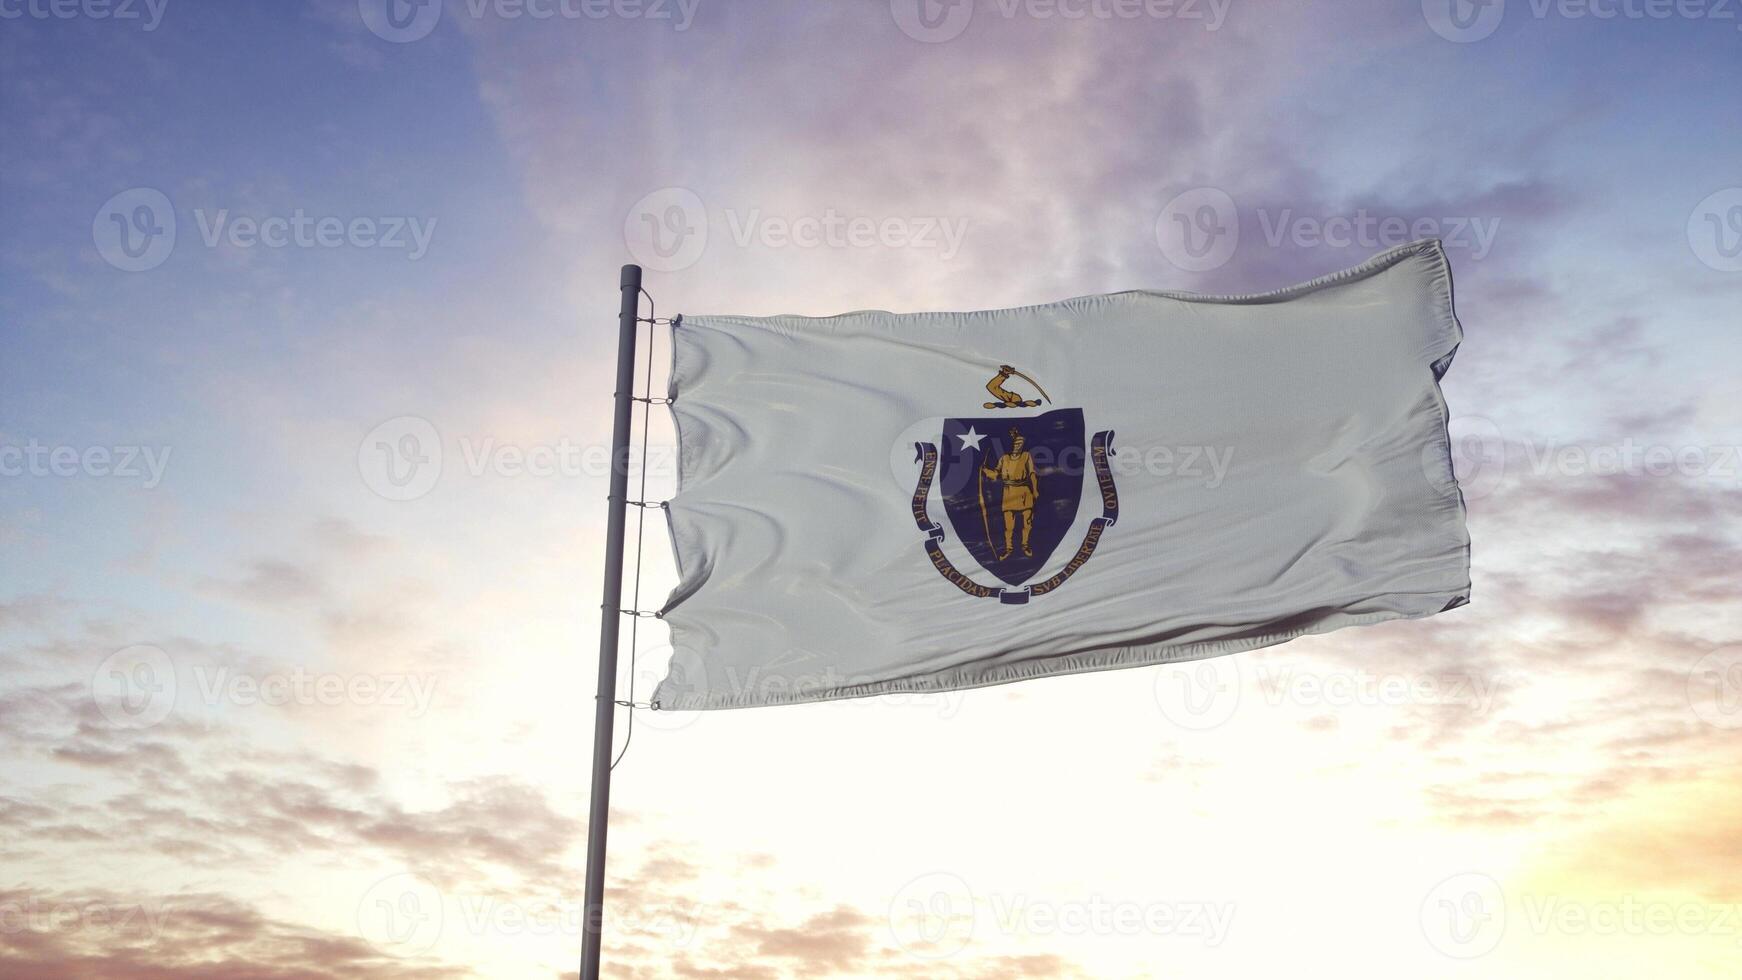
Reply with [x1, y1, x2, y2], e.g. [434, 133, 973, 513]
[653, 239, 1470, 710]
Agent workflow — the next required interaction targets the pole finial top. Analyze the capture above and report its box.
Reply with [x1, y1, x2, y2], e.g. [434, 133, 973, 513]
[620, 265, 643, 289]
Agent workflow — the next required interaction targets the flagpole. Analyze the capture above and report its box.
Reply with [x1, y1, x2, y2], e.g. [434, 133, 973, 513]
[580, 263, 642, 979]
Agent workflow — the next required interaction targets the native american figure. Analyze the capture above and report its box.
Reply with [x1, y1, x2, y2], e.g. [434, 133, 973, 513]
[980, 427, 1040, 559]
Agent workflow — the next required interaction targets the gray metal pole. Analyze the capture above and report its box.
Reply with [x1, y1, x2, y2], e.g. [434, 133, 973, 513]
[580, 263, 642, 979]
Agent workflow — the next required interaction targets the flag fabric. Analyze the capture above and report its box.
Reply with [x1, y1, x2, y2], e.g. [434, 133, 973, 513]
[652, 239, 1470, 710]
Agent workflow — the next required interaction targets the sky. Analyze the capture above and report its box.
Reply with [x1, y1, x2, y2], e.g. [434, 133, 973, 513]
[1, 0, 1740, 977]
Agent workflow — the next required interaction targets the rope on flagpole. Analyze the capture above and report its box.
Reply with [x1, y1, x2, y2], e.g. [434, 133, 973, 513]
[608, 290, 673, 773]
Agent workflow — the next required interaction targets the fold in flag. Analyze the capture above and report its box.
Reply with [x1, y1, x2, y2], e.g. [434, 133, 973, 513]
[653, 239, 1471, 710]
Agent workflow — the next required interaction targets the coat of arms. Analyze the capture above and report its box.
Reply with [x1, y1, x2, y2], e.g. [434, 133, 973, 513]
[912, 365, 1119, 603]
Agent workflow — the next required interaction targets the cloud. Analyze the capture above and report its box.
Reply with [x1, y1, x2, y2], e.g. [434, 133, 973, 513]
[0, 681, 579, 886]
[1524, 776, 1742, 902]
[0, 593, 73, 630]
[0, 886, 468, 979]
[740, 905, 874, 971]
[204, 558, 328, 606]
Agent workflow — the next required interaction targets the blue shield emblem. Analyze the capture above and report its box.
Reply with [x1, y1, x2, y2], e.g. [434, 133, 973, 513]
[937, 408, 1085, 586]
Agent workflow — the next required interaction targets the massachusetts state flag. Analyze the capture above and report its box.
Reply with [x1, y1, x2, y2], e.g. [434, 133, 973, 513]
[653, 239, 1471, 710]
